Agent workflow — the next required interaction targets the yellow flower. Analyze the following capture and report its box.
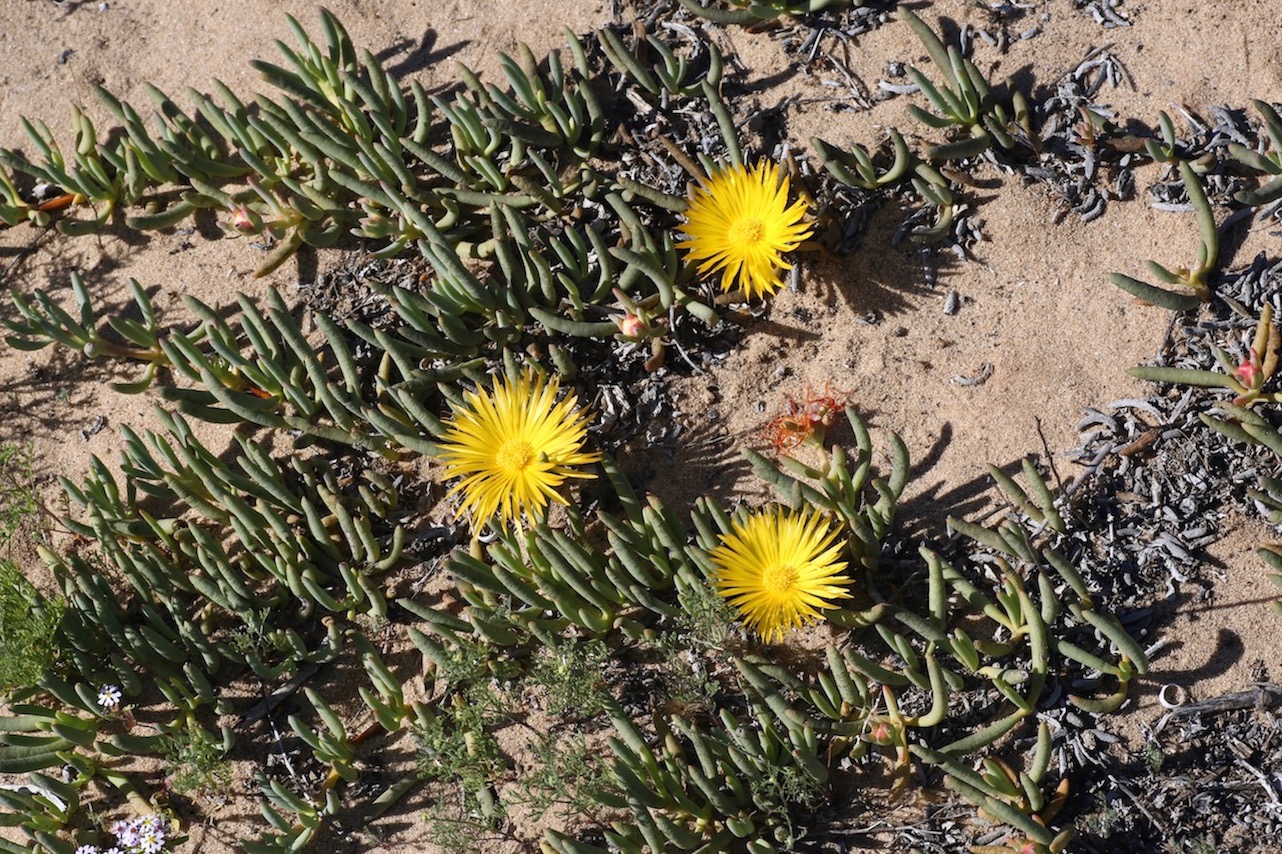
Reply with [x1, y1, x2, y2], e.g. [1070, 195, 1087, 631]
[438, 371, 601, 528]
[677, 160, 813, 300]
[710, 506, 851, 642]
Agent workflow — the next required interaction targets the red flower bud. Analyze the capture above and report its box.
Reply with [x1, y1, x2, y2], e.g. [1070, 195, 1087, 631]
[1235, 348, 1263, 389]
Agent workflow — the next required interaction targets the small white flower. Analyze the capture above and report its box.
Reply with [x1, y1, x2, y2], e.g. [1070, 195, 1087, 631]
[115, 823, 139, 849]
[75, 845, 99, 854]
[137, 828, 164, 854]
[96, 685, 122, 711]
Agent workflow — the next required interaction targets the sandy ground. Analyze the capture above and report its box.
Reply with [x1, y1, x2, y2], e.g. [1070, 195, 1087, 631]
[1, 0, 1281, 850]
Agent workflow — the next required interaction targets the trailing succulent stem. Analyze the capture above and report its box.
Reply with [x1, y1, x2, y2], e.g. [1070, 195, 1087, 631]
[0, 8, 1173, 854]
[0, 14, 724, 340]
[1133, 303, 1282, 409]
[1230, 100, 1282, 206]
[899, 9, 1035, 162]
[1108, 159, 1219, 309]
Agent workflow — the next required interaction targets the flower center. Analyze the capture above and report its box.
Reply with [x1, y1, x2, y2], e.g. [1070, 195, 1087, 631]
[728, 217, 766, 246]
[496, 440, 536, 473]
[761, 563, 799, 594]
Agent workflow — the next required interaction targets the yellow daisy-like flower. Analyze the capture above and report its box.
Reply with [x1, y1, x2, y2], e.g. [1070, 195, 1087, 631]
[677, 160, 813, 300]
[710, 506, 852, 642]
[438, 371, 601, 528]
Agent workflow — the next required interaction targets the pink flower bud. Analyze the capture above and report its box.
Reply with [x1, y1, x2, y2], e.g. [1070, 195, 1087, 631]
[229, 205, 260, 233]
[617, 312, 646, 338]
[1235, 348, 1262, 388]
[868, 722, 894, 746]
